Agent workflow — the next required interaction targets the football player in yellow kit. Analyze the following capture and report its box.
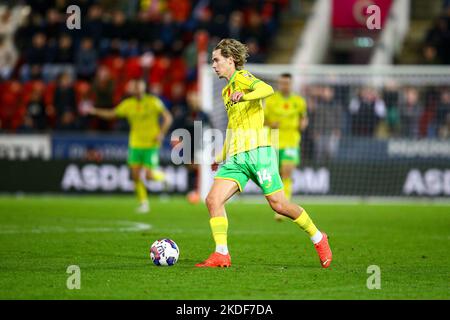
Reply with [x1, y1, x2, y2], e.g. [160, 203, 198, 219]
[195, 39, 332, 269]
[88, 79, 172, 213]
[265, 73, 308, 220]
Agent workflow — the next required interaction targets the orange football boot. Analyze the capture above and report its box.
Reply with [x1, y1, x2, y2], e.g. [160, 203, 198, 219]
[195, 252, 231, 268]
[314, 232, 332, 268]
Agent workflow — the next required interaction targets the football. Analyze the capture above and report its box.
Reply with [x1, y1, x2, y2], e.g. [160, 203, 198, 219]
[150, 239, 179, 266]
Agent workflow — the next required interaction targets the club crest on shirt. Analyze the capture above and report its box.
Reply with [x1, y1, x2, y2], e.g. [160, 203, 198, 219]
[242, 72, 253, 79]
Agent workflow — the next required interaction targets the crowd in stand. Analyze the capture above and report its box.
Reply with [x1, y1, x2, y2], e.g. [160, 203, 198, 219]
[0, 0, 448, 144]
[0, 0, 287, 132]
[300, 84, 450, 160]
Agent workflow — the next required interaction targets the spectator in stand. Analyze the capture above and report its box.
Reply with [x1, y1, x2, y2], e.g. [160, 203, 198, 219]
[349, 87, 386, 136]
[171, 89, 211, 199]
[81, 4, 104, 47]
[424, 16, 450, 64]
[382, 82, 401, 136]
[399, 88, 423, 138]
[52, 72, 78, 131]
[76, 37, 98, 80]
[183, 32, 201, 80]
[55, 33, 74, 64]
[20, 83, 48, 131]
[312, 86, 342, 161]
[92, 65, 116, 131]
[21, 32, 48, 80]
[77, 81, 95, 130]
[246, 38, 265, 63]
[159, 12, 181, 48]
[43, 8, 63, 46]
[0, 35, 17, 80]
[228, 11, 245, 41]
[14, 14, 35, 54]
[194, 7, 213, 33]
[436, 89, 450, 138]
[42, 33, 75, 82]
[105, 10, 130, 41]
[245, 9, 266, 48]
[421, 45, 442, 64]
[211, 13, 228, 39]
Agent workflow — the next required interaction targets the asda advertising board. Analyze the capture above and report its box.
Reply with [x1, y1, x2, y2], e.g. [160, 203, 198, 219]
[0, 160, 448, 197]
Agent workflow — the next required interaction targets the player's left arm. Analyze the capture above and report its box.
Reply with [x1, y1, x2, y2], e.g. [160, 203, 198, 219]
[158, 108, 173, 142]
[300, 115, 309, 132]
[154, 97, 173, 143]
[299, 97, 309, 132]
[230, 72, 274, 102]
[241, 81, 274, 101]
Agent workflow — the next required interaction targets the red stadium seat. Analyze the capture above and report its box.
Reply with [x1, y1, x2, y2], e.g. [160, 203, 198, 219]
[124, 57, 143, 80]
[0, 81, 23, 131]
[169, 58, 187, 82]
[149, 56, 171, 85]
[100, 56, 125, 82]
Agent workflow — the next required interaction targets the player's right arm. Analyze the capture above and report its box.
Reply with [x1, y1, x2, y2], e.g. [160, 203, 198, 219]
[89, 99, 129, 120]
[89, 107, 117, 119]
[298, 97, 309, 132]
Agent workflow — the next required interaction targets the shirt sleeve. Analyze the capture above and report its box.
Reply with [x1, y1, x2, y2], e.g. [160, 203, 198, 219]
[242, 80, 274, 101]
[114, 99, 129, 118]
[235, 71, 261, 91]
[152, 96, 166, 114]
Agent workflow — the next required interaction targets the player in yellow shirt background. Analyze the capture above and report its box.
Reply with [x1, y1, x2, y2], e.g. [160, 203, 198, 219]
[87, 79, 173, 213]
[196, 38, 332, 269]
[264, 73, 308, 221]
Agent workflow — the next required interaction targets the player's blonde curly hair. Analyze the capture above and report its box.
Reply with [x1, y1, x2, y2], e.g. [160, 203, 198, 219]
[214, 38, 249, 70]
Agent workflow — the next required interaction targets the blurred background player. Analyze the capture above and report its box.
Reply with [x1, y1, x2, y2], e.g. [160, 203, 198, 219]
[171, 89, 211, 204]
[264, 73, 308, 221]
[88, 78, 173, 213]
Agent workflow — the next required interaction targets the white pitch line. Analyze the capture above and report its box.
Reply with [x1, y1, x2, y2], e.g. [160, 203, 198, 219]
[233, 195, 450, 206]
[0, 221, 152, 235]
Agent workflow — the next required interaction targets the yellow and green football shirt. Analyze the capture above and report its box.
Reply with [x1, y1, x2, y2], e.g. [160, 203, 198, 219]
[114, 94, 165, 148]
[218, 69, 271, 161]
[264, 91, 307, 149]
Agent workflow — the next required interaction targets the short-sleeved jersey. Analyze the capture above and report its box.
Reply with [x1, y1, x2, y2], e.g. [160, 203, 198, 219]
[114, 94, 165, 148]
[220, 70, 271, 159]
[264, 91, 307, 149]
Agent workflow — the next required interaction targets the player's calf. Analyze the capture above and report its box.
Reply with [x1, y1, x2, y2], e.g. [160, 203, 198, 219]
[266, 191, 300, 220]
[266, 191, 332, 268]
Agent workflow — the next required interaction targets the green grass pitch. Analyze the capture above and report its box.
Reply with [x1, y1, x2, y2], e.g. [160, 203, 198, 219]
[0, 195, 448, 299]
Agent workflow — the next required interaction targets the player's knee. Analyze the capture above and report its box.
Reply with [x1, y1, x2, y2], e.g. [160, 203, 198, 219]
[205, 193, 221, 212]
[131, 170, 140, 181]
[268, 198, 285, 214]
